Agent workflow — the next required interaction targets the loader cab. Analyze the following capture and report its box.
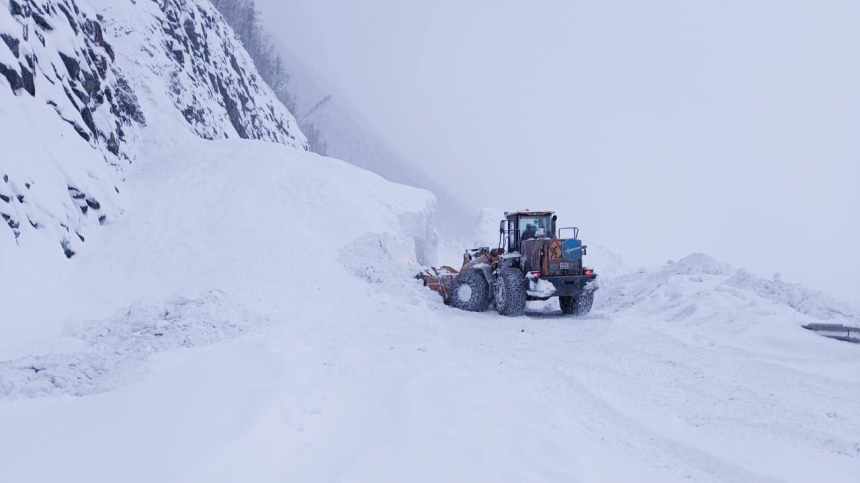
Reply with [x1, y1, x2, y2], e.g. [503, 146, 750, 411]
[502, 211, 557, 253]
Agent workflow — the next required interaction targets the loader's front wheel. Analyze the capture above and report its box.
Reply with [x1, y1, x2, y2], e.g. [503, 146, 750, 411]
[494, 268, 527, 316]
[450, 270, 491, 312]
[560, 292, 594, 316]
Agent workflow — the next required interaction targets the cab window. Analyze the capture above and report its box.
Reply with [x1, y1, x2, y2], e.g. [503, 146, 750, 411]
[519, 215, 551, 242]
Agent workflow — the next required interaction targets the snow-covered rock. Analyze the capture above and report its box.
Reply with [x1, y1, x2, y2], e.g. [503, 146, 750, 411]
[0, 0, 307, 257]
[100, 0, 306, 147]
[1, 0, 144, 257]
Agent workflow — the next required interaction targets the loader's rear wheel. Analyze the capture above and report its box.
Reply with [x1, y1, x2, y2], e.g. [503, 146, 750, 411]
[494, 268, 526, 316]
[560, 292, 594, 316]
[450, 270, 491, 312]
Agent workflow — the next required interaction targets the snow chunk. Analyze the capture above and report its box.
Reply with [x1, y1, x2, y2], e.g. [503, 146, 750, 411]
[528, 278, 557, 298]
[338, 233, 421, 284]
[0, 291, 266, 400]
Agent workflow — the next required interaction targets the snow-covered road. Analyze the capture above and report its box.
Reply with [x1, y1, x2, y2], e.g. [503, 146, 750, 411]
[2, 132, 858, 482]
[4, 266, 859, 483]
[3, 275, 858, 482]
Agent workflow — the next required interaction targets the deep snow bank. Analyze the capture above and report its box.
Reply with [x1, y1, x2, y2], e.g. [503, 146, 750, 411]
[592, 253, 860, 352]
[267, 46, 476, 237]
[0, 125, 438, 350]
[725, 268, 857, 322]
[598, 253, 858, 323]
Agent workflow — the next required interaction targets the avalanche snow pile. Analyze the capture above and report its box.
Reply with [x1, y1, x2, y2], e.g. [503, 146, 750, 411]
[725, 268, 857, 322]
[1, 0, 439, 360]
[0, 130, 439, 364]
[0, 0, 306, 259]
[593, 253, 859, 348]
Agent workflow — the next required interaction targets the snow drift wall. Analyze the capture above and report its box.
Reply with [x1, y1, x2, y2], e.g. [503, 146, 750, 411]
[273, 48, 475, 237]
[0, 0, 307, 257]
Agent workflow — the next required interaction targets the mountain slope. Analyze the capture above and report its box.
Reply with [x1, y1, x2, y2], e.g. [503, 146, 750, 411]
[0, 0, 307, 259]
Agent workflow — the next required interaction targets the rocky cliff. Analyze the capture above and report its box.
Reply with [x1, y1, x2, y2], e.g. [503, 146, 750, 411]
[0, 0, 307, 258]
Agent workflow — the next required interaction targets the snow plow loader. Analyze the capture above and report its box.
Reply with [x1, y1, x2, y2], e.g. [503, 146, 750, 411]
[417, 211, 597, 316]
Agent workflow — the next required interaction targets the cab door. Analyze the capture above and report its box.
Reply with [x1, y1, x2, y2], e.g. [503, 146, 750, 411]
[506, 217, 520, 253]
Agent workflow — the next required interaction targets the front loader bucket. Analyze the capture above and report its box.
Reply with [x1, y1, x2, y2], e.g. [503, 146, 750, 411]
[416, 266, 459, 302]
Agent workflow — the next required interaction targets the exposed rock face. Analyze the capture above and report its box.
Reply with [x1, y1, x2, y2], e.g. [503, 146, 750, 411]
[1, 0, 144, 160]
[156, 0, 304, 145]
[0, 0, 307, 256]
[1, 0, 140, 255]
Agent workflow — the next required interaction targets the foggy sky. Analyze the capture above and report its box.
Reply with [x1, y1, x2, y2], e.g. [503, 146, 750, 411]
[256, 0, 860, 305]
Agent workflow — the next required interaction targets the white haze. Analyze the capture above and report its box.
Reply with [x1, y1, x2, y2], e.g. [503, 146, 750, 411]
[256, 0, 860, 306]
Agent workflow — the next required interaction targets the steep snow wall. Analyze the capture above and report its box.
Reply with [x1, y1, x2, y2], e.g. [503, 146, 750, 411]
[272, 48, 475, 237]
[0, 0, 307, 258]
[0, 132, 439, 350]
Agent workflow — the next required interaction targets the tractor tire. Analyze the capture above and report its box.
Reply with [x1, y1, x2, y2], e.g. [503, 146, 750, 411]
[560, 292, 594, 316]
[450, 270, 491, 312]
[494, 268, 527, 316]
